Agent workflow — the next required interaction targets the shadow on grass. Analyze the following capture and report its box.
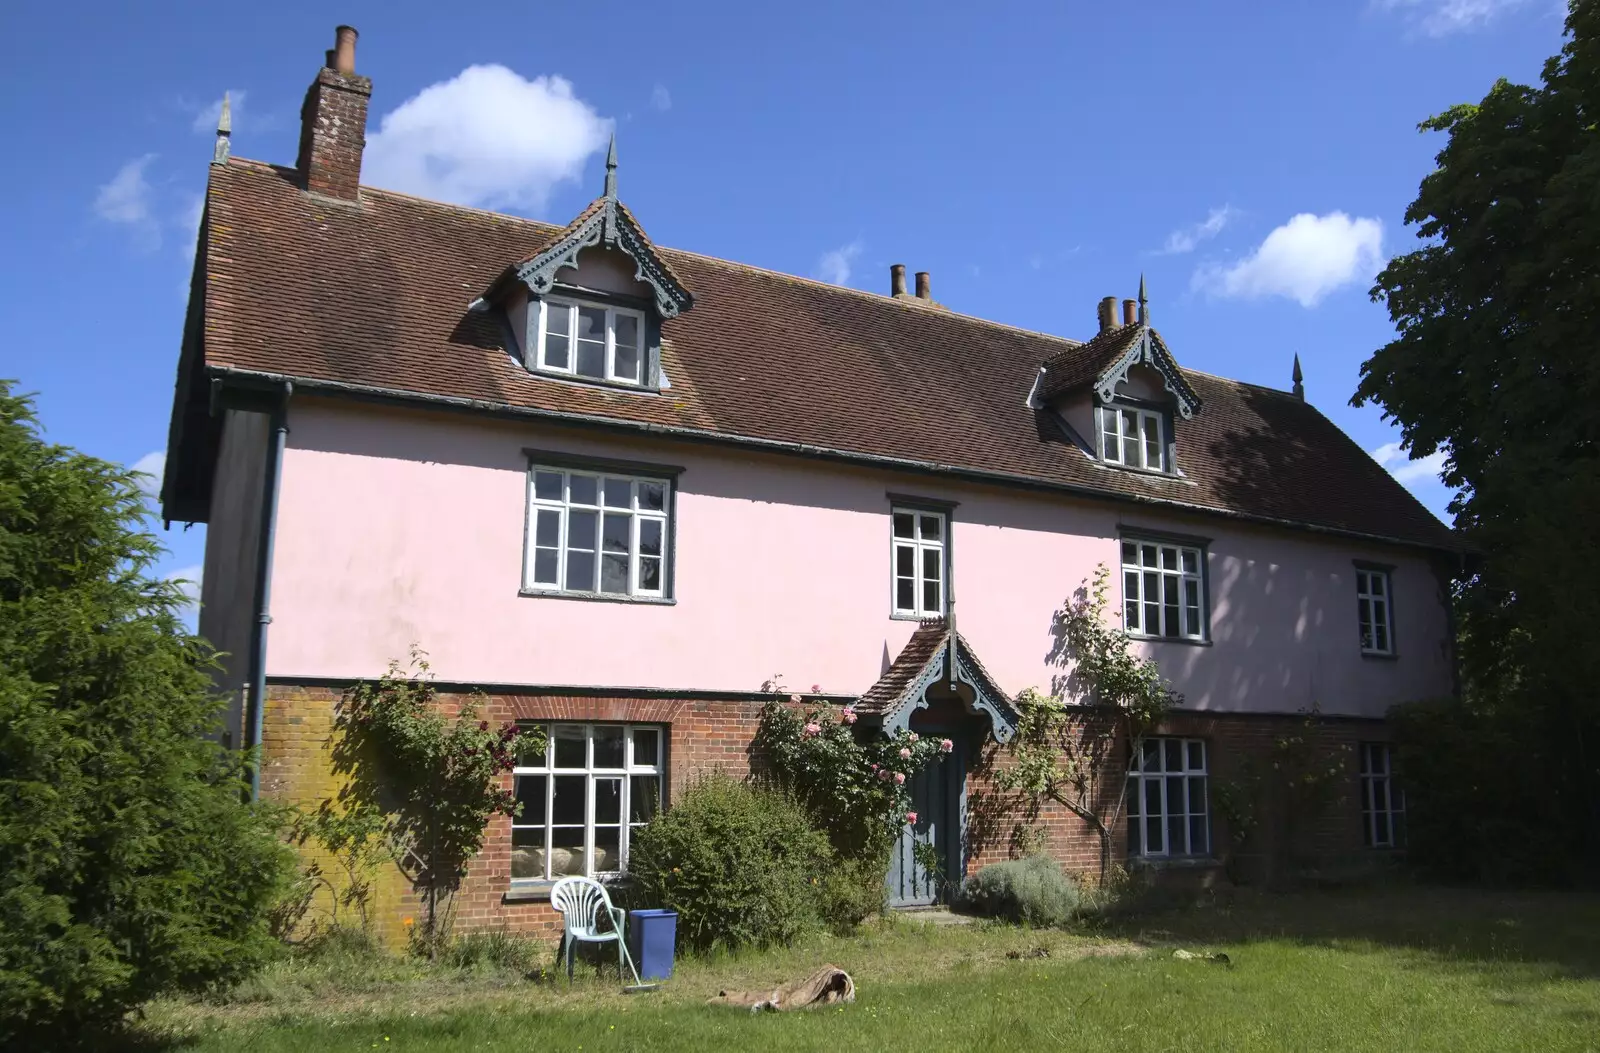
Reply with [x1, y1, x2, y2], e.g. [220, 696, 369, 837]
[1095, 883, 1600, 982]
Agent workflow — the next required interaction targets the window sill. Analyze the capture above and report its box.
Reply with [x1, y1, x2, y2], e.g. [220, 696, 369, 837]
[527, 367, 662, 397]
[1128, 855, 1222, 872]
[1360, 650, 1399, 661]
[1127, 634, 1212, 648]
[891, 611, 944, 622]
[518, 589, 676, 606]
[503, 883, 554, 903]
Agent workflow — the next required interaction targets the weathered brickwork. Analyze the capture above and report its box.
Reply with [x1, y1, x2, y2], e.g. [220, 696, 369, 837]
[263, 683, 1390, 944]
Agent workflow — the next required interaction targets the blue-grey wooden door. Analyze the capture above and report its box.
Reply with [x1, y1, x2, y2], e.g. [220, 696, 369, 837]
[887, 744, 963, 908]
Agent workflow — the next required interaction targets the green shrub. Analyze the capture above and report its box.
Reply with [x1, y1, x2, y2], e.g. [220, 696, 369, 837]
[959, 856, 1080, 927]
[626, 774, 830, 952]
[819, 854, 888, 933]
[0, 384, 296, 1046]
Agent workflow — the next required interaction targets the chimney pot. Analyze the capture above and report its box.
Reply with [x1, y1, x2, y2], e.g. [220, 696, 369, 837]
[1123, 299, 1138, 327]
[334, 25, 358, 75]
[890, 264, 907, 297]
[915, 271, 931, 300]
[1097, 296, 1118, 333]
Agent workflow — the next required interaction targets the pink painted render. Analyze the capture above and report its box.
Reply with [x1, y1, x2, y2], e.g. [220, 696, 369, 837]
[255, 397, 1453, 719]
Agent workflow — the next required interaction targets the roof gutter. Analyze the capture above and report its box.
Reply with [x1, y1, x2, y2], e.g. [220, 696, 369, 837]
[245, 380, 291, 800]
[204, 366, 1460, 557]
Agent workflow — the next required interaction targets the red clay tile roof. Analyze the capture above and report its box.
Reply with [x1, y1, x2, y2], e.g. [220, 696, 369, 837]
[857, 622, 951, 716]
[1036, 324, 1143, 402]
[171, 158, 1455, 551]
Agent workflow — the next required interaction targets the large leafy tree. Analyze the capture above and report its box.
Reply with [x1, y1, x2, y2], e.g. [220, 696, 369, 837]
[0, 382, 293, 1043]
[1354, 1, 1600, 878]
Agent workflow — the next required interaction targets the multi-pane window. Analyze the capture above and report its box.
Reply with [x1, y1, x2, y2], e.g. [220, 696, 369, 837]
[1127, 737, 1210, 857]
[510, 723, 664, 882]
[1100, 404, 1165, 471]
[892, 509, 946, 617]
[537, 297, 646, 385]
[1121, 540, 1206, 640]
[1356, 568, 1393, 655]
[525, 468, 669, 598]
[1359, 742, 1405, 849]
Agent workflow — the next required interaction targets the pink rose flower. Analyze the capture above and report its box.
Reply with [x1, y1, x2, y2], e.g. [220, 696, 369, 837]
[894, 772, 906, 785]
[811, 684, 821, 692]
[790, 693, 803, 704]
[869, 763, 879, 772]
[879, 769, 892, 781]
[908, 733, 919, 743]
[841, 706, 858, 725]
[803, 722, 821, 737]
[939, 738, 954, 753]
[905, 811, 918, 825]
[899, 747, 912, 760]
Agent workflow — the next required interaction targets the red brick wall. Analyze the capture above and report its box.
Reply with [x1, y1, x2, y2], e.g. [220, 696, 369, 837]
[262, 683, 1391, 940]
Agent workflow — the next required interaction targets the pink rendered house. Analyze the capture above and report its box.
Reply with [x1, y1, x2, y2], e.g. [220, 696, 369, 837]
[161, 28, 1455, 928]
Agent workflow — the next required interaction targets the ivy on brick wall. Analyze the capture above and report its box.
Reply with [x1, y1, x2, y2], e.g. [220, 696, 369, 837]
[331, 648, 543, 957]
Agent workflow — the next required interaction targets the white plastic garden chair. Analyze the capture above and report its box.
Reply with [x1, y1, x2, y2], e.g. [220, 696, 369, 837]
[549, 876, 645, 987]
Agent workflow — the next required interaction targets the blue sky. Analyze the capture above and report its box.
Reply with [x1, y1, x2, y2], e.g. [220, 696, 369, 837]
[0, 0, 1569, 613]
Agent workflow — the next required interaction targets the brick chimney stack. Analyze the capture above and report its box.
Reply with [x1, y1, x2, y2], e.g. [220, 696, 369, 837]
[296, 26, 371, 200]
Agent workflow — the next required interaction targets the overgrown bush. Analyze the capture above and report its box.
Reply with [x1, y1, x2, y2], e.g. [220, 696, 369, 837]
[441, 928, 544, 974]
[626, 774, 831, 951]
[959, 856, 1080, 927]
[0, 383, 295, 1045]
[818, 855, 889, 933]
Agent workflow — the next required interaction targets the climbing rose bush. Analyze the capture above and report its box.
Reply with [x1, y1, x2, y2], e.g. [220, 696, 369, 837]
[754, 695, 950, 859]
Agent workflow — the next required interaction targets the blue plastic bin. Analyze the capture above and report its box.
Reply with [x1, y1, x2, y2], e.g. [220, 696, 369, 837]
[627, 909, 677, 981]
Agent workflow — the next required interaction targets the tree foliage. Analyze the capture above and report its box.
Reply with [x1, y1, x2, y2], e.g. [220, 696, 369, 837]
[1354, 1, 1600, 878]
[0, 382, 294, 1044]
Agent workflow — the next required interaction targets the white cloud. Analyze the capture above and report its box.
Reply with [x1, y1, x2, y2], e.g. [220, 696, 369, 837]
[1371, 441, 1449, 485]
[166, 563, 203, 611]
[94, 155, 160, 248]
[363, 65, 611, 212]
[191, 90, 247, 133]
[1159, 205, 1238, 255]
[650, 84, 672, 112]
[131, 449, 165, 498]
[1192, 211, 1384, 308]
[813, 240, 864, 286]
[1376, 0, 1528, 36]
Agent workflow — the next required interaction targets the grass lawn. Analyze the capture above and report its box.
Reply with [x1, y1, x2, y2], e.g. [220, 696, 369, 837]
[136, 885, 1600, 1052]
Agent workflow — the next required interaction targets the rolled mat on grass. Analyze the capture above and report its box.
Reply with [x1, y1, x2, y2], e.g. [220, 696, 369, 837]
[709, 965, 856, 1012]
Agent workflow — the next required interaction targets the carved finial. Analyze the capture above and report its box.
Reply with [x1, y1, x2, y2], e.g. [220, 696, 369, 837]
[603, 132, 618, 200]
[1292, 353, 1305, 400]
[1137, 272, 1148, 325]
[211, 92, 232, 165]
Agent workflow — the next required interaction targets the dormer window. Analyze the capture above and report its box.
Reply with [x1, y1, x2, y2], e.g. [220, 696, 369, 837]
[1098, 404, 1166, 472]
[537, 297, 646, 386]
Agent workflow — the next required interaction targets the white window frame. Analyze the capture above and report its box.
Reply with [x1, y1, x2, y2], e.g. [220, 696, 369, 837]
[1120, 539, 1206, 641]
[1127, 737, 1210, 858]
[891, 507, 947, 618]
[1359, 742, 1405, 849]
[1099, 403, 1166, 471]
[510, 723, 665, 883]
[524, 467, 669, 598]
[536, 296, 648, 386]
[1356, 568, 1394, 655]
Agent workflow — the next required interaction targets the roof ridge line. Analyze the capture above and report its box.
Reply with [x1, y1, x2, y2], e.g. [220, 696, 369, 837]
[1180, 365, 1298, 398]
[225, 156, 1082, 349]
